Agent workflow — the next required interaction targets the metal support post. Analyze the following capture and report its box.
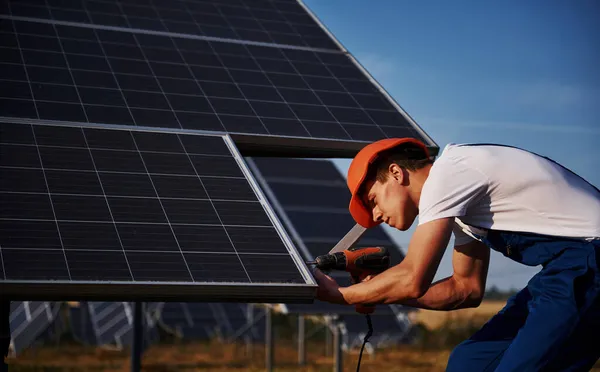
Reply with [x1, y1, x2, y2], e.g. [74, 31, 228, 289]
[1, 301, 10, 372]
[245, 304, 253, 357]
[333, 317, 343, 372]
[265, 306, 274, 372]
[325, 317, 332, 357]
[131, 302, 144, 372]
[298, 315, 306, 365]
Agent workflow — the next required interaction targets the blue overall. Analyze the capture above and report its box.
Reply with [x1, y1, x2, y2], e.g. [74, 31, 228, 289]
[446, 229, 600, 371]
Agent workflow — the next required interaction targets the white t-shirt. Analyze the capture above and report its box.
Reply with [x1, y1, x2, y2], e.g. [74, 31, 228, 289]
[418, 143, 600, 245]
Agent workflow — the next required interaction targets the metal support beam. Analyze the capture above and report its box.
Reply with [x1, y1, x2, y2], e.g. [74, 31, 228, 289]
[297, 315, 306, 365]
[333, 318, 343, 372]
[1, 301, 10, 372]
[245, 304, 253, 357]
[131, 302, 144, 372]
[265, 307, 274, 372]
[325, 318, 332, 357]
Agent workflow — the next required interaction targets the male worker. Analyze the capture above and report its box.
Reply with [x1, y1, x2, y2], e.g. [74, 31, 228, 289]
[313, 137, 600, 371]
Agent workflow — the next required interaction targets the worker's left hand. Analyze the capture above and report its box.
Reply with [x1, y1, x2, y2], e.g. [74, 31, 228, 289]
[313, 269, 348, 305]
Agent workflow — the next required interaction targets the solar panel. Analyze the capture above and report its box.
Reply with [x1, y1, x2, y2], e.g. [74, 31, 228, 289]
[0, 122, 316, 302]
[68, 301, 160, 349]
[4, 0, 339, 50]
[0, 5, 437, 157]
[342, 307, 413, 348]
[159, 302, 265, 342]
[9, 301, 62, 354]
[247, 157, 407, 315]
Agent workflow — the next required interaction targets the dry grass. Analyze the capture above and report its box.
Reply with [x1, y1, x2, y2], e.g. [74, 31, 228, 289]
[5, 301, 599, 371]
[410, 300, 506, 330]
[5, 341, 452, 372]
[6, 340, 599, 372]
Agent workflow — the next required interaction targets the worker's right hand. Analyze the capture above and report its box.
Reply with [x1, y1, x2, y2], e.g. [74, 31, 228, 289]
[313, 269, 348, 305]
[350, 273, 377, 285]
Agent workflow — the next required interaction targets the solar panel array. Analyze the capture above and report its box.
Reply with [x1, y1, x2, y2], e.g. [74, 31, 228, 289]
[0, 1, 436, 157]
[0, 122, 314, 301]
[159, 302, 265, 341]
[69, 302, 159, 349]
[0, 0, 437, 335]
[9, 301, 63, 354]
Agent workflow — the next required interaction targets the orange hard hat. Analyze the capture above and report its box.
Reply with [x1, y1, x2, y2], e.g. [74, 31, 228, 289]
[347, 137, 430, 228]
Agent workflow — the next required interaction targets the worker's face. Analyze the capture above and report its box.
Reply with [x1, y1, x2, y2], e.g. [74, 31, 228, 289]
[362, 166, 417, 231]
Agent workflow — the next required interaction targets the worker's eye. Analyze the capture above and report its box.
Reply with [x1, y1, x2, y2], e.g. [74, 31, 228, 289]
[368, 196, 375, 207]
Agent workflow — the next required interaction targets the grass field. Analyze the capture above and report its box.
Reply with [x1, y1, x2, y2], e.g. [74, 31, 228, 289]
[6, 341, 452, 372]
[5, 301, 600, 371]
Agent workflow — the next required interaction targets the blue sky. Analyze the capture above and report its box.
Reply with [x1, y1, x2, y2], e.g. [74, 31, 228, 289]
[303, 1, 600, 290]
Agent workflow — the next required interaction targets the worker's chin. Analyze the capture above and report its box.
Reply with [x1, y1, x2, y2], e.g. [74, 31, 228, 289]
[389, 220, 409, 231]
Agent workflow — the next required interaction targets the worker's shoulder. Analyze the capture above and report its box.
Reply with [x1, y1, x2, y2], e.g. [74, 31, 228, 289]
[436, 142, 522, 163]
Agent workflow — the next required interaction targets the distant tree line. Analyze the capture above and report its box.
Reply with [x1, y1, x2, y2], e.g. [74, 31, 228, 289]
[483, 285, 519, 300]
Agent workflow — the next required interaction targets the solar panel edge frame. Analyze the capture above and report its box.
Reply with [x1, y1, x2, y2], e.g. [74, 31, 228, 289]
[246, 157, 366, 315]
[0, 14, 346, 55]
[245, 156, 316, 315]
[0, 122, 317, 303]
[221, 134, 318, 287]
[0, 116, 369, 158]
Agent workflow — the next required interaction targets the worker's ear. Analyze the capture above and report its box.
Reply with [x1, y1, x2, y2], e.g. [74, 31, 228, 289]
[388, 163, 404, 184]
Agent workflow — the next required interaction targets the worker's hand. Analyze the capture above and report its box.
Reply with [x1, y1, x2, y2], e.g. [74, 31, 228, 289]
[313, 269, 348, 305]
[351, 274, 376, 284]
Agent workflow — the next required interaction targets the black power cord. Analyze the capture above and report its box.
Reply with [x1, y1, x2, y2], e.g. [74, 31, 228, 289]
[355, 314, 373, 372]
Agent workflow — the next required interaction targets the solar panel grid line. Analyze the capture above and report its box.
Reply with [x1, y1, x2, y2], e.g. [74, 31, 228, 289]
[212, 5, 313, 138]
[1, 13, 340, 54]
[258, 42, 356, 140]
[87, 19, 142, 128]
[29, 122, 73, 280]
[128, 128, 227, 283]
[122, 3, 232, 135]
[171, 133, 253, 283]
[343, 50, 437, 147]
[45, 13, 93, 125]
[0, 217, 283, 230]
[313, 51, 390, 140]
[7, 15, 41, 119]
[81, 126, 136, 280]
[166, 7, 273, 136]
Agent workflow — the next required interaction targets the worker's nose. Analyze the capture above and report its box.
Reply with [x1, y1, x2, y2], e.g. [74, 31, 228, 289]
[372, 207, 383, 223]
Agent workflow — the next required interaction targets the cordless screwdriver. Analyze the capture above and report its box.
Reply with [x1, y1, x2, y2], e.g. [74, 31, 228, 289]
[307, 246, 390, 314]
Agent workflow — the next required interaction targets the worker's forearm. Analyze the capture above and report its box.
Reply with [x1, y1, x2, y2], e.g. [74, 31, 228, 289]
[401, 276, 480, 310]
[338, 265, 422, 305]
[338, 270, 480, 310]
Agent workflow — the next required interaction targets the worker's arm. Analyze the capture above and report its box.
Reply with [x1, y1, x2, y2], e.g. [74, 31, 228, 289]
[401, 239, 490, 310]
[315, 217, 488, 309]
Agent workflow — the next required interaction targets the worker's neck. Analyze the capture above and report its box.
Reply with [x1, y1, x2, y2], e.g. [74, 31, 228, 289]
[407, 163, 433, 206]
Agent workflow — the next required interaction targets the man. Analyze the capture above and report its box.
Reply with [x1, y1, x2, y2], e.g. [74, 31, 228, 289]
[314, 137, 600, 371]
